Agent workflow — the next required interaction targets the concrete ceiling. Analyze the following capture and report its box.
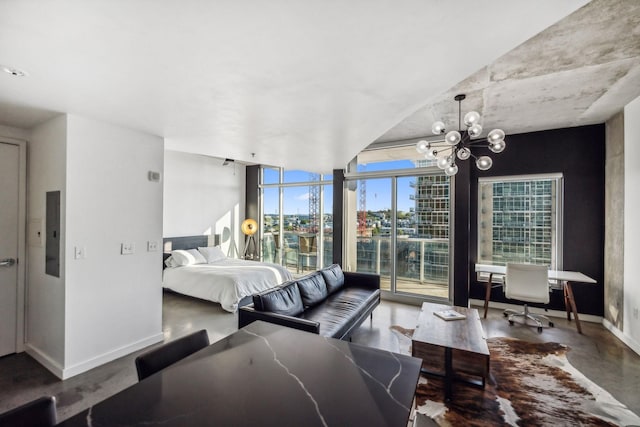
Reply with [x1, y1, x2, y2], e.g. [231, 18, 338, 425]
[377, 0, 640, 145]
[0, 0, 611, 173]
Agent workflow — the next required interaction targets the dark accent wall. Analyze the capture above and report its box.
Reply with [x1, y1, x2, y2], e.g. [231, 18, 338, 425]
[332, 169, 345, 265]
[246, 165, 260, 257]
[468, 125, 605, 316]
[453, 161, 470, 306]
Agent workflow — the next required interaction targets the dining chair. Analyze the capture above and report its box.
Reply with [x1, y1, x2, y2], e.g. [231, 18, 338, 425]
[503, 263, 554, 332]
[0, 396, 57, 427]
[135, 329, 210, 381]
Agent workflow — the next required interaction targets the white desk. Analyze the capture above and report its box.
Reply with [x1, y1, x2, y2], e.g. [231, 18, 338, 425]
[475, 264, 597, 334]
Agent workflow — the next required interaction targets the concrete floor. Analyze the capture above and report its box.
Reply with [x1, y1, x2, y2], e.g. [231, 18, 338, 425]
[1, 291, 639, 422]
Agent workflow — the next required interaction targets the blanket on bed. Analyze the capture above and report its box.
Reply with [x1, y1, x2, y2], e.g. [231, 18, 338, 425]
[163, 258, 292, 312]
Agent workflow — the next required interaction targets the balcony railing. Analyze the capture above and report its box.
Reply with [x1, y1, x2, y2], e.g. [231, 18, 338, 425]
[356, 236, 449, 285]
[261, 232, 450, 288]
[261, 231, 333, 272]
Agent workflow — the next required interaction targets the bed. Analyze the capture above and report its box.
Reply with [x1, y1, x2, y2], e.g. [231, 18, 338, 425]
[162, 235, 292, 313]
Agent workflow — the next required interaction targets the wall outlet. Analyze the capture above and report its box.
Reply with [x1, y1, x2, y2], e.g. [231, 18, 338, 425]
[147, 240, 158, 252]
[74, 246, 86, 259]
[121, 243, 135, 255]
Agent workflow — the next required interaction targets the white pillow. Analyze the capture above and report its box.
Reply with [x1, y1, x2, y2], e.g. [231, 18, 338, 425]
[198, 246, 226, 263]
[171, 249, 207, 266]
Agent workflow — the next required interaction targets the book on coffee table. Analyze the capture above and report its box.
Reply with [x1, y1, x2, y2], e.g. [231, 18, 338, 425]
[434, 309, 466, 321]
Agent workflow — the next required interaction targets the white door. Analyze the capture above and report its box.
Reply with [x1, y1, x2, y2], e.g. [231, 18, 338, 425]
[0, 142, 20, 356]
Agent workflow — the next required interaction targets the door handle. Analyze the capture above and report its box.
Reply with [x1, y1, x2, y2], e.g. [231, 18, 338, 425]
[0, 258, 16, 267]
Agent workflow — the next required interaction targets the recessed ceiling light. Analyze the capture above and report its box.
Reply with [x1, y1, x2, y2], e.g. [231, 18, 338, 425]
[1, 65, 29, 77]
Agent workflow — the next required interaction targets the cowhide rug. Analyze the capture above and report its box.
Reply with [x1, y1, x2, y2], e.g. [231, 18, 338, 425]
[391, 326, 640, 427]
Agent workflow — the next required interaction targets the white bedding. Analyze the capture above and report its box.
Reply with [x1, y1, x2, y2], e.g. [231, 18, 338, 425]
[162, 258, 292, 312]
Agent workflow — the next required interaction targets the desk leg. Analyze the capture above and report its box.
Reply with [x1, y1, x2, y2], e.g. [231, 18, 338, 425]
[563, 284, 571, 321]
[444, 347, 452, 401]
[483, 274, 493, 319]
[564, 281, 583, 334]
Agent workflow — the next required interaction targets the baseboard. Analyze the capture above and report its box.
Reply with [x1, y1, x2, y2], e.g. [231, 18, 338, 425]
[61, 332, 164, 379]
[26, 332, 164, 380]
[25, 344, 65, 379]
[469, 299, 603, 324]
[381, 291, 433, 307]
[602, 319, 640, 356]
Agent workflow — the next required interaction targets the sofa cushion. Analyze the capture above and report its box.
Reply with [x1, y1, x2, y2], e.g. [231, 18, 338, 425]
[300, 286, 380, 338]
[252, 282, 304, 316]
[320, 264, 345, 294]
[296, 272, 328, 307]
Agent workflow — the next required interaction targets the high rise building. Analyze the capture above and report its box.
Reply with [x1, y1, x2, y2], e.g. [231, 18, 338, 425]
[411, 161, 450, 283]
[478, 179, 556, 266]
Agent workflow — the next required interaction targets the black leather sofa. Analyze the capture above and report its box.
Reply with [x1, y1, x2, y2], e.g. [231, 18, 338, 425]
[238, 264, 380, 340]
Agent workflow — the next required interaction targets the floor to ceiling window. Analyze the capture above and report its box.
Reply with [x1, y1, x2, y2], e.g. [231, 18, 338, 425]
[344, 145, 452, 302]
[322, 184, 333, 268]
[260, 168, 332, 275]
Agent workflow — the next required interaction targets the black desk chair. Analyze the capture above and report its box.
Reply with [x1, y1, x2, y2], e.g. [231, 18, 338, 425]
[0, 396, 57, 427]
[135, 329, 210, 381]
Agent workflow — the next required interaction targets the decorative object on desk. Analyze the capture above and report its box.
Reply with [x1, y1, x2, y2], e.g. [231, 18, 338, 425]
[433, 309, 466, 321]
[391, 327, 640, 426]
[415, 94, 506, 176]
[241, 218, 258, 259]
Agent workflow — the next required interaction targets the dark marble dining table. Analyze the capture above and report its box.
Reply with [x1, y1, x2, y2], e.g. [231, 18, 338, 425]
[56, 320, 422, 426]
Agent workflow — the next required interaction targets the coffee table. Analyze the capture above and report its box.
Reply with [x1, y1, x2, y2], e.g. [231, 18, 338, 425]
[412, 302, 490, 401]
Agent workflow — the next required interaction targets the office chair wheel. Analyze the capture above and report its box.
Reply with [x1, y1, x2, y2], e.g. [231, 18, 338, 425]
[549, 321, 554, 327]
[508, 320, 514, 326]
[503, 312, 508, 317]
[537, 326, 543, 333]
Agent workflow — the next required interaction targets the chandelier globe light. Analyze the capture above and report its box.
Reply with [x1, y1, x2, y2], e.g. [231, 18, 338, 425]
[416, 94, 506, 176]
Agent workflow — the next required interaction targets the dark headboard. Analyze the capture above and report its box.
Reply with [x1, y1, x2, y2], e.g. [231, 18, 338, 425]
[163, 235, 209, 252]
[162, 235, 221, 268]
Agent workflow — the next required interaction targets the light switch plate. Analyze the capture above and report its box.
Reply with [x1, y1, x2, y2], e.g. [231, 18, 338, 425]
[147, 241, 158, 252]
[121, 243, 135, 255]
[74, 246, 85, 259]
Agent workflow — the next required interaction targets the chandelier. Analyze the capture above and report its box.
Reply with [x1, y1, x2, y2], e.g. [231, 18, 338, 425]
[415, 94, 506, 176]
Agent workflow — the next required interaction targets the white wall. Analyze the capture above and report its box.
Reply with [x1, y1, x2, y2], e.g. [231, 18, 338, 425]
[0, 124, 29, 141]
[26, 115, 68, 372]
[164, 151, 245, 258]
[624, 96, 640, 347]
[26, 114, 165, 378]
[63, 115, 164, 376]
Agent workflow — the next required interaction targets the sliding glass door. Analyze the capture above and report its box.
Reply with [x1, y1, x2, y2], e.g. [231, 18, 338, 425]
[344, 178, 393, 286]
[395, 175, 450, 298]
[345, 171, 451, 301]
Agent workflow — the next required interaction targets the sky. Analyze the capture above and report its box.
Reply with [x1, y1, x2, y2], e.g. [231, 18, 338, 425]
[263, 161, 417, 215]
